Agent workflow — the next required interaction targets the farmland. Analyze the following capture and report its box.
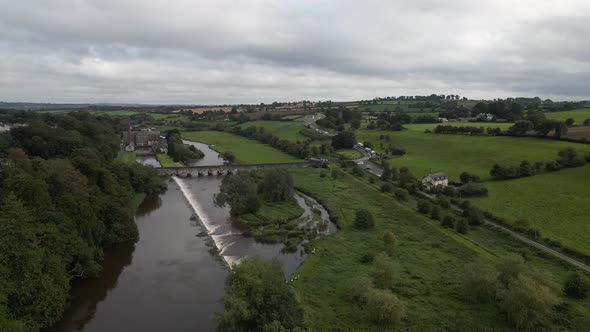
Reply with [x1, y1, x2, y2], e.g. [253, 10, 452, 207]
[470, 165, 590, 255]
[356, 124, 585, 180]
[181, 130, 302, 164]
[290, 167, 590, 331]
[545, 108, 590, 123]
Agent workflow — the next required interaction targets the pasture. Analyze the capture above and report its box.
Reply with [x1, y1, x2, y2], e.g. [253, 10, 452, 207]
[356, 124, 585, 180]
[181, 131, 302, 164]
[290, 167, 590, 331]
[545, 108, 590, 124]
[470, 165, 590, 256]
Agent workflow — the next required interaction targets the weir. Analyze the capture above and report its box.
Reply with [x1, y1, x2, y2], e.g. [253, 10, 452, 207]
[172, 176, 241, 267]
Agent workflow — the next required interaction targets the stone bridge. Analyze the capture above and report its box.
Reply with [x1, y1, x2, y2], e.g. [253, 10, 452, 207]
[158, 161, 312, 177]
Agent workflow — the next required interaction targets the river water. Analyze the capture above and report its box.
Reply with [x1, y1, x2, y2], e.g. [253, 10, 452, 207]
[47, 140, 334, 332]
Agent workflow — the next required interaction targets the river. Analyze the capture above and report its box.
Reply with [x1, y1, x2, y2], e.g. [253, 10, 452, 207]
[47, 140, 334, 332]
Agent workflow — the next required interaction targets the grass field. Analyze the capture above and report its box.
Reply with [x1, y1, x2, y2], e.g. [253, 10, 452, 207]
[470, 165, 590, 255]
[545, 108, 590, 124]
[156, 153, 183, 167]
[121, 152, 136, 164]
[290, 167, 590, 331]
[356, 124, 586, 180]
[182, 131, 302, 164]
[335, 149, 362, 159]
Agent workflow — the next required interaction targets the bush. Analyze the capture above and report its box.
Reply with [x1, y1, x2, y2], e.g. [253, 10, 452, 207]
[461, 261, 499, 303]
[394, 188, 409, 201]
[458, 182, 488, 197]
[380, 182, 393, 193]
[417, 200, 431, 214]
[319, 171, 327, 178]
[455, 218, 469, 234]
[368, 177, 375, 184]
[545, 160, 562, 172]
[383, 231, 396, 256]
[351, 165, 364, 177]
[349, 277, 372, 305]
[442, 216, 455, 228]
[354, 209, 375, 229]
[459, 172, 480, 183]
[464, 207, 485, 226]
[430, 206, 440, 221]
[371, 253, 396, 289]
[563, 271, 589, 299]
[366, 288, 405, 327]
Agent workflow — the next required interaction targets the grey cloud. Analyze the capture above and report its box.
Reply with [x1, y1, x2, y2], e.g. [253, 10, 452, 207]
[0, 0, 589, 103]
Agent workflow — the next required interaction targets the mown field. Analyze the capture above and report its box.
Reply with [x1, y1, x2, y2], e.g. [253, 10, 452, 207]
[290, 167, 590, 331]
[182, 131, 302, 164]
[356, 123, 586, 180]
[545, 108, 590, 124]
[470, 165, 590, 255]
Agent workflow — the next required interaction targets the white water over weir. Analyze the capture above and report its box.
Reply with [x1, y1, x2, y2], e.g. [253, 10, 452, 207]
[172, 176, 241, 267]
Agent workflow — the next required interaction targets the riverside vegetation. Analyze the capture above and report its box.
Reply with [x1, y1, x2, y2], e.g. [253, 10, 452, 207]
[0, 111, 164, 330]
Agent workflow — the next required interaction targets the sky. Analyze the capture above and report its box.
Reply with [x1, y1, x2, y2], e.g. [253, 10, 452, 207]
[1, 0, 589, 104]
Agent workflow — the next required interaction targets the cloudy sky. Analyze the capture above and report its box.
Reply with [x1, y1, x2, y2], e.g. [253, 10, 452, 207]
[1, 0, 589, 104]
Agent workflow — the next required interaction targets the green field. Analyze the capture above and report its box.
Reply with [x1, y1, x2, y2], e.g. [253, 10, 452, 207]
[156, 153, 183, 167]
[471, 165, 590, 255]
[181, 131, 302, 164]
[290, 167, 590, 330]
[356, 124, 585, 180]
[335, 149, 362, 159]
[545, 108, 590, 124]
[121, 152, 136, 164]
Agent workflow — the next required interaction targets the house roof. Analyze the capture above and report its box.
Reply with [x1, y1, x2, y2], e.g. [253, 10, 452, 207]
[424, 173, 448, 181]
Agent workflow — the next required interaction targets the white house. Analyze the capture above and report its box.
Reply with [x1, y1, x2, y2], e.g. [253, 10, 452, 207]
[421, 173, 449, 190]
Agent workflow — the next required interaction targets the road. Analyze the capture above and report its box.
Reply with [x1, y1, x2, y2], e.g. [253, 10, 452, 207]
[357, 153, 590, 273]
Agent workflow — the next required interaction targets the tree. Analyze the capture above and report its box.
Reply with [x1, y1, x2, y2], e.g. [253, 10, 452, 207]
[349, 277, 372, 305]
[215, 257, 305, 331]
[417, 200, 431, 214]
[455, 218, 469, 234]
[565, 118, 575, 127]
[459, 172, 480, 183]
[371, 253, 396, 289]
[366, 288, 405, 326]
[394, 188, 408, 201]
[563, 271, 589, 299]
[497, 275, 558, 330]
[430, 206, 440, 221]
[464, 206, 484, 226]
[461, 261, 499, 303]
[222, 151, 236, 163]
[508, 120, 534, 136]
[496, 254, 526, 286]
[442, 216, 455, 228]
[517, 160, 533, 177]
[383, 231, 396, 256]
[558, 147, 586, 167]
[262, 168, 294, 202]
[545, 160, 562, 172]
[380, 182, 393, 193]
[331, 130, 356, 149]
[354, 209, 375, 229]
[215, 172, 260, 215]
[458, 182, 488, 197]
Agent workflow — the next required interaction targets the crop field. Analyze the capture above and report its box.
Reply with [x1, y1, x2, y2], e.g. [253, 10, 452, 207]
[356, 124, 585, 180]
[545, 108, 590, 124]
[564, 126, 590, 140]
[181, 131, 302, 164]
[290, 167, 590, 331]
[470, 165, 590, 255]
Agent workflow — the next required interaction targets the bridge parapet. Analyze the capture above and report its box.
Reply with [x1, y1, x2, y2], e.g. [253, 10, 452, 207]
[157, 162, 312, 177]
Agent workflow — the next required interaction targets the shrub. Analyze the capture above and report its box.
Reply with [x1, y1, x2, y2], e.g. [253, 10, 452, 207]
[371, 252, 396, 289]
[442, 216, 455, 228]
[459, 172, 480, 183]
[417, 200, 431, 214]
[351, 165, 364, 177]
[380, 182, 393, 193]
[563, 271, 589, 299]
[368, 177, 375, 184]
[461, 261, 499, 303]
[349, 277, 372, 305]
[366, 288, 405, 327]
[383, 231, 396, 256]
[545, 160, 562, 172]
[394, 188, 409, 201]
[458, 182, 488, 197]
[430, 206, 440, 221]
[319, 171, 327, 178]
[464, 207, 485, 226]
[456, 218, 469, 234]
[354, 209, 375, 229]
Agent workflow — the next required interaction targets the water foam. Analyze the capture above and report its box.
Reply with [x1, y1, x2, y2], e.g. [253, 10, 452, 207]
[172, 176, 240, 268]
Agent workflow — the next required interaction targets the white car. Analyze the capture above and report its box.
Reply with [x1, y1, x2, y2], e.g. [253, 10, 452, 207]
[357, 161, 364, 165]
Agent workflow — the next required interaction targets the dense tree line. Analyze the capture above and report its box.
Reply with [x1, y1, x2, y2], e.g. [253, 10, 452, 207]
[0, 112, 164, 330]
[433, 125, 486, 135]
[316, 107, 362, 131]
[228, 126, 312, 159]
[166, 129, 204, 164]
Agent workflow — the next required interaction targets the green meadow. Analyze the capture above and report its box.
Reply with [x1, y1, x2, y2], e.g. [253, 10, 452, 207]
[545, 108, 590, 123]
[156, 153, 183, 167]
[181, 131, 302, 164]
[290, 167, 590, 331]
[470, 165, 590, 255]
[356, 124, 586, 180]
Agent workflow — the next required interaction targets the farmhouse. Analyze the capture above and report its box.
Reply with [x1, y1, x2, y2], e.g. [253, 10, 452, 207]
[422, 173, 449, 190]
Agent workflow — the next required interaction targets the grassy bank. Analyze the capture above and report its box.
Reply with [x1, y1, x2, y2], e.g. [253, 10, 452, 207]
[182, 131, 302, 164]
[289, 166, 590, 331]
[130, 192, 147, 212]
[121, 152, 136, 164]
[156, 153, 183, 167]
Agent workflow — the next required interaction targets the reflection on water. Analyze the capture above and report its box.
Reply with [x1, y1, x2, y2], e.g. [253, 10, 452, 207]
[136, 155, 161, 168]
[182, 140, 225, 166]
